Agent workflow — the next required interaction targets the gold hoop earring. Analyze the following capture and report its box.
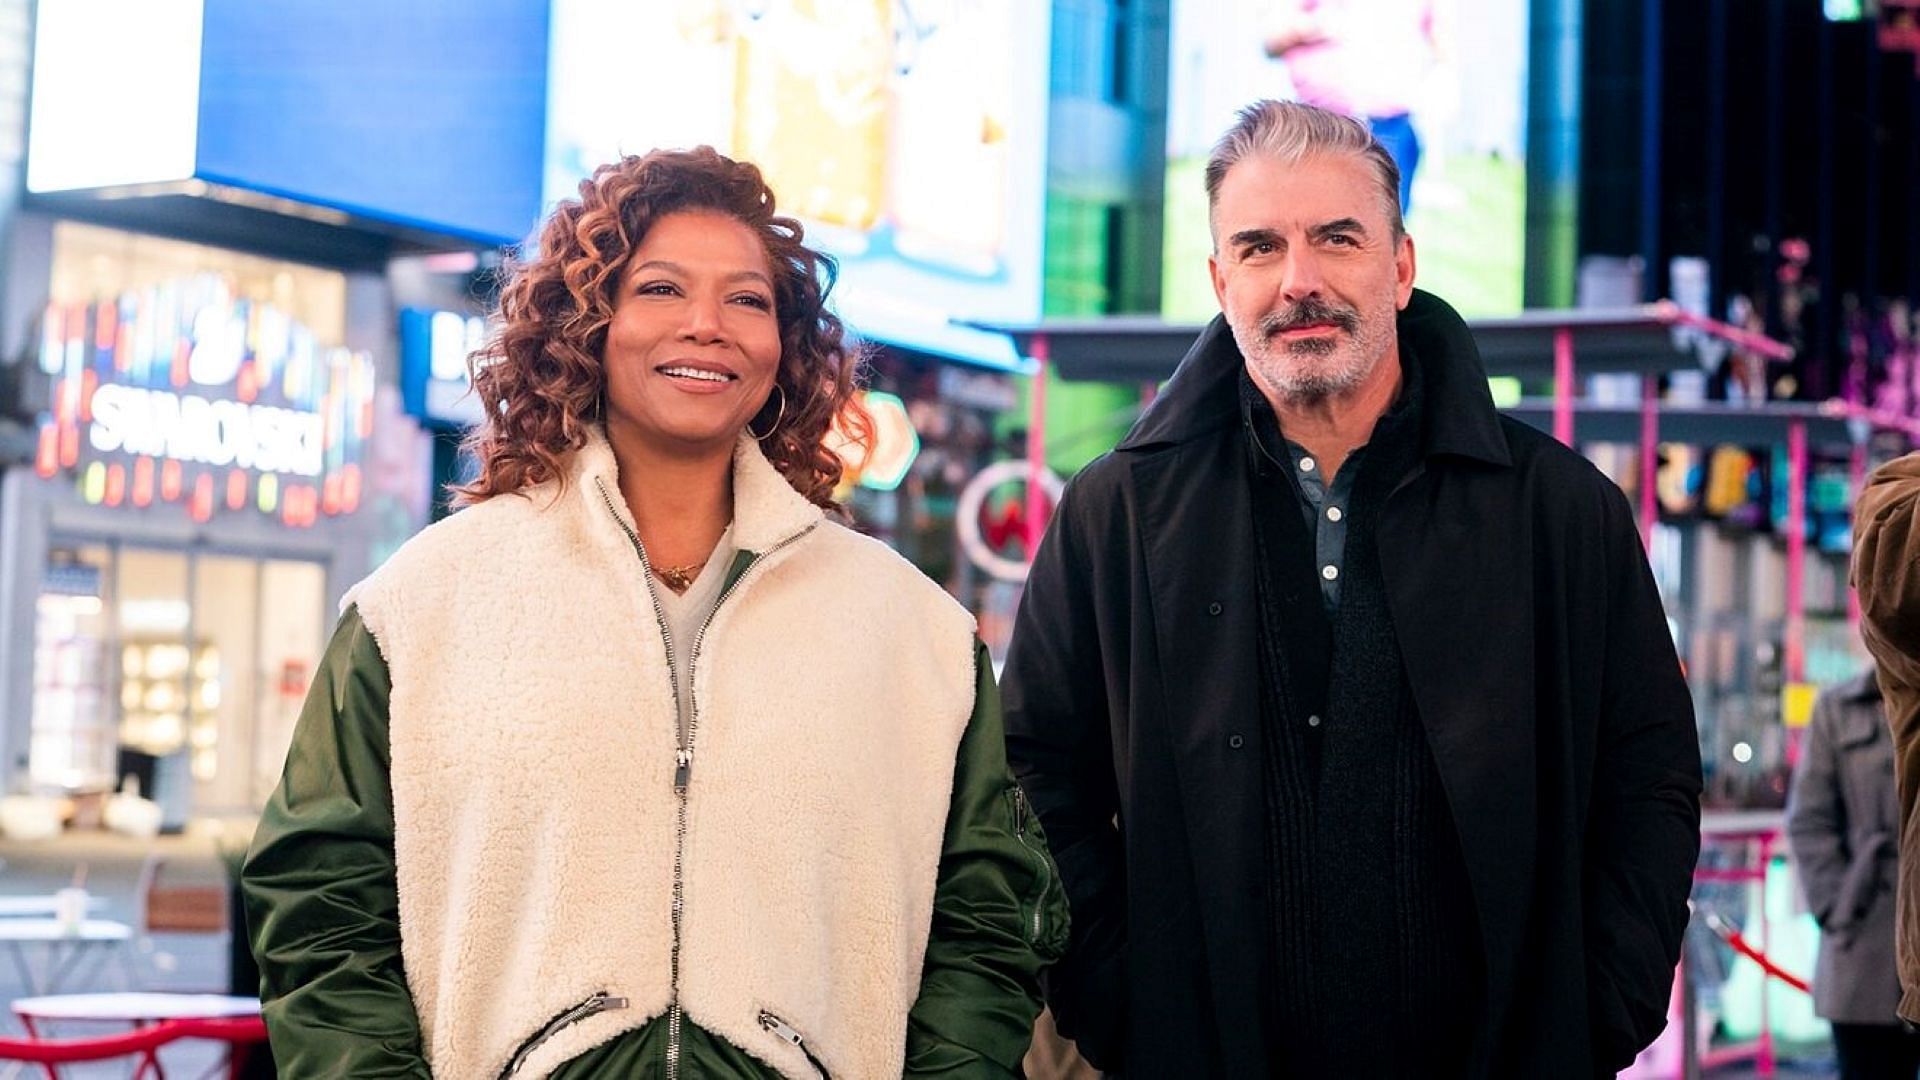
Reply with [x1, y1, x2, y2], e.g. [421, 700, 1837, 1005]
[748, 384, 787, 440]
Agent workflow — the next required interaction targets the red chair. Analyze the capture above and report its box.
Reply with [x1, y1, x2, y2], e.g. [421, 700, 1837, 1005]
[0, 1015, 267, 1080]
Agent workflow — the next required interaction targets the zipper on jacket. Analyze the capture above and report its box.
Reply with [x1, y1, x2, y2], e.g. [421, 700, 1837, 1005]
[596, 477, 818, 1080]
[1010, 786, 1052, 943]
[668, 522, 813, 1077]
[595, 479, 685, 753]
[597, 479, 693, 1075]
[497, 991, 629, 1079]
[758, 1010, 833, 1079]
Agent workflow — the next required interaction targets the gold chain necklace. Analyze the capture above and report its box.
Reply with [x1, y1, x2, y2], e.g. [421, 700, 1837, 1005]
[653, 561, 704, 594]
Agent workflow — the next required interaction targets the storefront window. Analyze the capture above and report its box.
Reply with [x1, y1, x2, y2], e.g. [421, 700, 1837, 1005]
[113, 547, 191, 813]
[253, 560, 324, 806]
[28, 545, 114, 791]
[26, 543, 325, 817]
[192, 555, 257, 809]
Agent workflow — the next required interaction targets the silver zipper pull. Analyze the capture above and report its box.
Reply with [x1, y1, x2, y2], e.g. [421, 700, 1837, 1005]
[674, 748, 692, 791]
[759, 1010, 804, 1046]
[758, 1012, 831, 1078]
[500, 992, 630, 1078]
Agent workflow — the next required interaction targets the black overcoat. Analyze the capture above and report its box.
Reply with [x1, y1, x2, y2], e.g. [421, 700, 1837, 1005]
[1002, 290, 1703, 1078]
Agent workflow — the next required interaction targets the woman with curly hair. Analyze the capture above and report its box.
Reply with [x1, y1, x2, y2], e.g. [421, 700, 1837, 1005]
[242, 147, 1067, 1080]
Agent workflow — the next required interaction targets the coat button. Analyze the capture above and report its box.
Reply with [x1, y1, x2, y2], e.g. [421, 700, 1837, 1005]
[1228, 734, 1245, 749]
[1207, 602, 1223, 615]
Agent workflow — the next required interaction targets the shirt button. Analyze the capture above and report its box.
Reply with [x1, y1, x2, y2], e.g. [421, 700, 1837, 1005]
[1321, 564, 1339, 581]
[1229, 734, 1245, 749]
[1299, 456, 1316, 473]
[1207, 602, 1223, 616]
[1326, 506, 1343, 522]
[1307, 715, 1323, 728]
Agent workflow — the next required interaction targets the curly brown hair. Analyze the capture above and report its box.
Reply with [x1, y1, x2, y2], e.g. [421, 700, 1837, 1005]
[453, 146, 871, 510]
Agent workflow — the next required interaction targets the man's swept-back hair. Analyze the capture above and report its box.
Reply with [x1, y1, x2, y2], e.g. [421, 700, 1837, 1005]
[453, 146, 870, 511]
[1203, 99, 1405, 241]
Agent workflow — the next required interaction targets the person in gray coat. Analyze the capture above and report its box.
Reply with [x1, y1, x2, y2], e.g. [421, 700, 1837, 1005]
[1787, 669, 1920, 1079]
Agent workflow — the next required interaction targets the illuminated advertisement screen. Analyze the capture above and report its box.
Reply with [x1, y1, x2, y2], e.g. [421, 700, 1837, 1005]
[26, 0, 548, 247]
[193, 0, 548, 247]
[399, 308, 490, 430]
[544, 1, 1050, 371]
[1162, 0, 1530, 320]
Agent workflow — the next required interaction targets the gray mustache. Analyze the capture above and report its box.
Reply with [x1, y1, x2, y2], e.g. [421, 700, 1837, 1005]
[1260, 301, 1359, 337]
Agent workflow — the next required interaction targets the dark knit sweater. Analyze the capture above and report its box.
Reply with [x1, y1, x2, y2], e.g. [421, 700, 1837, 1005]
[1242, 360, 1483, 1077]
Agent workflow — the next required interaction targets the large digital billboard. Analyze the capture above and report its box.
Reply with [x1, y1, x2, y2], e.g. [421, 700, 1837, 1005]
[192, 0, 549, 247]
[26, 0, 549, 248]
[544, 0, 1051, 371]
[1162, 0, 1530, 320]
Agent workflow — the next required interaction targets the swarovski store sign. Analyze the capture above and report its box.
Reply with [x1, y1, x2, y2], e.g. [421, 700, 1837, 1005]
[32, 272, 375, 526]
[86, 386, 325, 478]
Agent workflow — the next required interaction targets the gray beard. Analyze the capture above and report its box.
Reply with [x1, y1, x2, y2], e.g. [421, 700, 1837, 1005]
[1234, 325, 1375, 405]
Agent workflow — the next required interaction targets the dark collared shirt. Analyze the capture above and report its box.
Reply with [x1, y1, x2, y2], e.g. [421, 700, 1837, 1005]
[1238, 355, 1425, 613]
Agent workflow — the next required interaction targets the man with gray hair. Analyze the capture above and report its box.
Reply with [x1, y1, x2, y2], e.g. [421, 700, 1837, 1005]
[1004, 99, 1701, 1076]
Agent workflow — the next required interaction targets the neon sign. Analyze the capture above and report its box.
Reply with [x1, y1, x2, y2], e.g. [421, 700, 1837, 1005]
[35, 274, 375, 527]
[88, 387, 324, 476]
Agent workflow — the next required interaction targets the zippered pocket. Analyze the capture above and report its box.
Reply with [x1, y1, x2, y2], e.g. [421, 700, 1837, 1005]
[498, 991, 629, 1079]
[1009, 785, 1055, 945]
[758, 1010, 833, 1079]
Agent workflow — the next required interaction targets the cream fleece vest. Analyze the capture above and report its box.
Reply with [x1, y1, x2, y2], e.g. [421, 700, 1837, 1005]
[347, 430, 978, 1079]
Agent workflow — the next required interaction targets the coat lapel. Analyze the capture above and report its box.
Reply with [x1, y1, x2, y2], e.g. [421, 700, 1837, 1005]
[1131, 433, 1271, 1054]
[1379, 466, 1536, 1049]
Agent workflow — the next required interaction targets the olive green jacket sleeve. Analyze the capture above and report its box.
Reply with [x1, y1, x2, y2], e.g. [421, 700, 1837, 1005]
[241, 606, 432, 1079]
[903, 642, 1071, 1077]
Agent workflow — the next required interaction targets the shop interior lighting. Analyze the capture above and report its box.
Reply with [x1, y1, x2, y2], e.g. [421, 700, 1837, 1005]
[142, 683, 179, 713]
[119, 600, 191, 634]
[54, 595, 103, 618]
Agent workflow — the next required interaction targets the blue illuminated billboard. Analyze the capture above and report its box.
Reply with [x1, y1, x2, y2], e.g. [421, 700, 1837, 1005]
[28, 0, 548, 248]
